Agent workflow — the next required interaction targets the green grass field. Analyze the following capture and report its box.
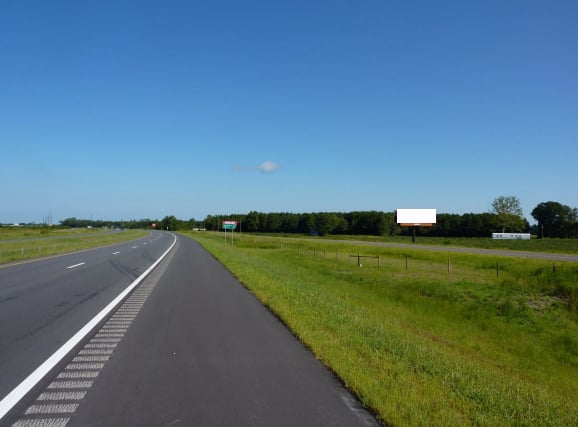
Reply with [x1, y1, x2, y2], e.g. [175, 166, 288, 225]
[187, 231, 578, 426]
[254, 232, 578, 255]
[0, 227, 148, 264]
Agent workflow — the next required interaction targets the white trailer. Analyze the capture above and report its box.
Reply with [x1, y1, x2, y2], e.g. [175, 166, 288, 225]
[492, 233, 531, 240]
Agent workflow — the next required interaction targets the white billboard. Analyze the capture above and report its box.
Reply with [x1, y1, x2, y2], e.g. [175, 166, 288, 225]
[396, 209, 437, 226]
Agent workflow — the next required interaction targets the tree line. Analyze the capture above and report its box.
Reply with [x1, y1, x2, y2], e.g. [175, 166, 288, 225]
[204, 211, 520, 237]
[59, 217, 197, 231]
[204, 203, 577, 238]
[59, 199, 578, 238]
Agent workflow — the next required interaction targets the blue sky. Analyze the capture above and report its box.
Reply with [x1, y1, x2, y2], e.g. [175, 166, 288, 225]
[1, 1, 576, 224]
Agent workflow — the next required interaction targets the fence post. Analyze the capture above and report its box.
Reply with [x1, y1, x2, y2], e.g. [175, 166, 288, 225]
[358, 253, 361, 267]
[496, 261, 499, 277]
[448, 257, 451, 274]
[378, 256, 380, 268]
[405, 255, 408, 271]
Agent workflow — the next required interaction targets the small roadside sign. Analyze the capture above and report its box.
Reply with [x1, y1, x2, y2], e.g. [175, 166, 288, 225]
[222, 221, 237, 230]
[222, 220, 238, 245]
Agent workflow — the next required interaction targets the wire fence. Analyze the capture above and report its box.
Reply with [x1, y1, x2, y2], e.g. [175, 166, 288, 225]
[292, 244, 568, 279]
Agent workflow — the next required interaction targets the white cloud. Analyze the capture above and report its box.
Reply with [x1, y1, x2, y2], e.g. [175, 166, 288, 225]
[258, 161, 279, 173]
[234, 160, 280, 174]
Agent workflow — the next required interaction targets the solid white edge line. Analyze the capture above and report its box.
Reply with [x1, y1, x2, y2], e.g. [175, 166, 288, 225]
[0, 232, 177, 421]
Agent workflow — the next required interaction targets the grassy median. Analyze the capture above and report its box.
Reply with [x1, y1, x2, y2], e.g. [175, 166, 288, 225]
[0, 227, 149, 264]
[187, 231, 578, 426]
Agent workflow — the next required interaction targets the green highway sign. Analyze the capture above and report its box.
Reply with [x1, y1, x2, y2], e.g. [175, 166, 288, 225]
[222, 220, 238, 245]
[222, 220, 237, 230]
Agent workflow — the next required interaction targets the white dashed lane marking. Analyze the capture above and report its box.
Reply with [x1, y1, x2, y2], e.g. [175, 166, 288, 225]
[66, 263, 85, 270]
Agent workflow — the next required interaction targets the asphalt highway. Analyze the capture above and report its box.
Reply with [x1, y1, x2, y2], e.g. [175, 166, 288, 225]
[2, 234, 379, 426]
[0, 230, 174, 419]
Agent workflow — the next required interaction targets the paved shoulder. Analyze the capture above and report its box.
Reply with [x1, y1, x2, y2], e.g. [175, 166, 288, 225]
[69, 235, 379, 426]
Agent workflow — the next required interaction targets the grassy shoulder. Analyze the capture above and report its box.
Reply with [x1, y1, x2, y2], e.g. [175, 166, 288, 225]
[0, 227, 149, 264]
[186, 231, 578, 426]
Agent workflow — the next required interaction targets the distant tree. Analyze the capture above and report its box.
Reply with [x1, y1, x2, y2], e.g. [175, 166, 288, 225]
[262, 213, 282, 232]
[462, 213, 483, 237]
[431, 214, 462, 237]
[316, 213, 338, 236]
[295, 213, 315, 234]
[370, 211, 388, 236]
[60, 217, 79, 228]
[346, 211, 386, 236]
[383, 212, 398, 236]
[531, 201, 577, 238]
[60, 217, 95, 228]
[333, 215, 349, 234]
[491, 196, 525, 232]
[244, 211, 260, 232]
[203, 215, 223, 231]
[280, 213, 299, 233]
[161, 215, 178, 231]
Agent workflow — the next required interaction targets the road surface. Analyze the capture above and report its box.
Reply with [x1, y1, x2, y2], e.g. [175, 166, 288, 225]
[2, 234, 379, 426]
[0, 230, 174, 422]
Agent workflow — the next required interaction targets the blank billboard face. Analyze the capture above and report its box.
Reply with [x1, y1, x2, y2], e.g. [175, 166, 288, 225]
[396, 209, 436, 226]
